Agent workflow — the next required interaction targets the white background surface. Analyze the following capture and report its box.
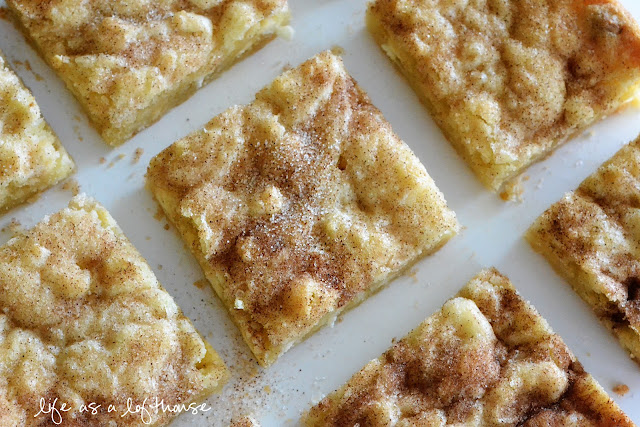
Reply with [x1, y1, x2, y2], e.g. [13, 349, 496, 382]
[1, 0, 640, 425]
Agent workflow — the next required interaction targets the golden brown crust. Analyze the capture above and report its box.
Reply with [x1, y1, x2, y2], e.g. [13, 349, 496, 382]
[0, 51, 74, 212]
[527, 135, 640, 363]
[0, 195, 228, 426]
[147, 51, 459, 366]
[6, 0, 290, 146]
[303, 269, 633, 427]
[367, 0, 640, 194]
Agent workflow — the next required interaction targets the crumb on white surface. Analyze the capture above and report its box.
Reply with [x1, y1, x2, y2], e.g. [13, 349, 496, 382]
[613, 384, 630, 397]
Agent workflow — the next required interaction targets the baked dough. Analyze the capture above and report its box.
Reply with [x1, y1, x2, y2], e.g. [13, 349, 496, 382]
[147, 51, 459, 366]
[0, 195, 228, 426]
[527, 135, 640, 364]
[367, 0, 640, 197]
[0, 51, 73, 212]
[304, 269, 633, 426]
[7, 0, 291, 145]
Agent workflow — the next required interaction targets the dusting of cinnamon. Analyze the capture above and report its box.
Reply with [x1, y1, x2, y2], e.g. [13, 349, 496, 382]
[5, 218, 23, 236]
[0, 195, 229, 425]
[230, 415, 261, 427]
[304, 269, 634, 426]
[527, 136, 640, 364]
[5, 0, 291, 146]
[146, 51, 459, 366]
[0, 52, 74, 211]
[367, 0, 640, 194]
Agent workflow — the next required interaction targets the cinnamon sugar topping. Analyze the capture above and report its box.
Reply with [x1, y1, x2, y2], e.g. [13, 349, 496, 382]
[147, 51, 459, 366]
[304, 269, 633, 426]
[0, 195, 228, 425]
[367, 0, 640, 194]
[7, 0, 290, 145]
[0, 51, 74, 212]
[527, 136, 640, 364]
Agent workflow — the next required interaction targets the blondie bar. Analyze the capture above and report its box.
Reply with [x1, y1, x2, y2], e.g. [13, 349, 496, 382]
[367, 0, 640, 197]
[304, 269, 632, 426]
[147, 51, 459, 366]
[527, 135, 640, 364]
[7, 0, 291, 145]
[0, 195, 228, 426]
[0, 51, 73, 212]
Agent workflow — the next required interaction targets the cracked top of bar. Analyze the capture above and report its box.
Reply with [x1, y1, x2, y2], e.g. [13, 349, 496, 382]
[7, 0, 290, 145]
[0, 195, 228, 426]
[147, 51, 459, 366]
[527, 135, 640, 363]
[367, 0, 640, 193]
[0, 51, 73, 212]
[304, 269, 633, 426]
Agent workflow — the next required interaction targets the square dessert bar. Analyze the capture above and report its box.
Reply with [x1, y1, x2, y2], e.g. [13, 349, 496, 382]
[7, 0, 290, 146]
[527, 135, 640, 364]
[0, 195, 228, 426]
[304, 269, 633, 426]
[147, 51, 459, 366]
[0, 51, 74, 212]
[367, 0, 640, 196]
